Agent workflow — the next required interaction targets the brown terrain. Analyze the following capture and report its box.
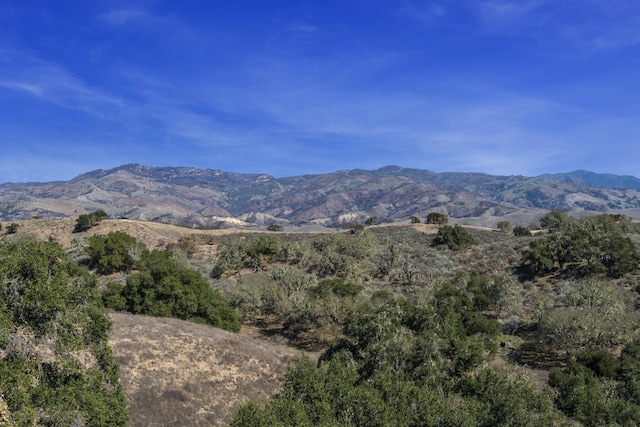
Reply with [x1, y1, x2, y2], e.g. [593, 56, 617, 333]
[3, 200, 640, 425]
[2, 164, 640, 229]
[3, 218, 311, 426]
[109, 313, 302, 427]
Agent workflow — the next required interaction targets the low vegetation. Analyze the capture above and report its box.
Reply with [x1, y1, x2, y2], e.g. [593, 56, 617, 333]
[1, 209, 640, 426]
[74, 210, 108, 232]
[432, 224, 477, 250]
[0, 237, 128, 425]
[89, 232, 242, 332]
[521, 211, 640, 278]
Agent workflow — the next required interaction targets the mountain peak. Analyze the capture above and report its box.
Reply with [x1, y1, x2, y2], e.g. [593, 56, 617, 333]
[2, 165, 640, 226]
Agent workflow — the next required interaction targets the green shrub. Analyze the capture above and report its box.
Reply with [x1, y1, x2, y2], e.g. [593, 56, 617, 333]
[513, 225, 531, 236]
[431, 225, 477, 250]
[0, 237, 129, 425]
[549, 342, 640, 426]
[425, 212, 449, 224]
[307, 278, 363, 299]
[233, 288, 564, 426]
[119, 250, 241, 331]
[309, 231, 377, 277]
[521, 216, 639, 278]
[85, 231, 147, 274]
[102, 282, 127, 311]
[74, 210, 107, 232]
[212, 238, 246, 277]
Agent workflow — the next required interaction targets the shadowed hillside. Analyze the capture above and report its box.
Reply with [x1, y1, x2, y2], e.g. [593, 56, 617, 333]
[2, 165, 640, 228]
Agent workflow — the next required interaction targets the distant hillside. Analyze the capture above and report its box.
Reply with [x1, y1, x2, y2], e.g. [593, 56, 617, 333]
[538, 170, 640, 191]
[1, 164, 640, 227]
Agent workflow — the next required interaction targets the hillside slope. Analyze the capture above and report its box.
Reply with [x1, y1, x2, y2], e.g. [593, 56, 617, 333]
[2, 164, 640, 227]
[108, 313, 302, 427]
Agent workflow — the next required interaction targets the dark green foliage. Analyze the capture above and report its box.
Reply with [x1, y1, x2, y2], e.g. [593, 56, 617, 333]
[5, 223, 19, 234]
[549, 342, 640, 426]
[521, 212, 639, 277]
[74, 210, 107, 232]
[425, 212, 449, 224]
[512, 225, 531, 236]
[267, 223, 283, 231]
[0, 237, 128, 425]
[576, 350, 618, 378]
[432, 225, 477, 250]
[0, 237, 94, 334]
[233, 286, 566, 426]
[409, 215, 421, 224]
[117, 250, 241, 331]
[102, 282, 127, 311]
[307, 278, 363, 299]
[522, 238, 555, 275]
[86, 231, 147, 274]
[459, 368, 560, 426]
[216, 219, 639, 426]
[365, 216, 377, 225]
[597, 232, 639, 277]
[242, 235, 281, 271]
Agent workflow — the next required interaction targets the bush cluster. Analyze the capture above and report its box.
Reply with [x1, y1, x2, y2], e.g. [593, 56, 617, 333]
[432, 225, 477, 250]
[74, 210, 107, 232]
[232, 289, 566, 426]
[85, 231, 241, 332]
[549, 342, 640, 425]
[103, 247, 241, 332]
[0, 237, 128, 425]
[86, 230, 146, 274]
[521, 212, 639, 277]
[425, 212, 449, 224]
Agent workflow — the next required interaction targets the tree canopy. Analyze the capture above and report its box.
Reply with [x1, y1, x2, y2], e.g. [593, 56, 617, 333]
[0, 237, 128, 425]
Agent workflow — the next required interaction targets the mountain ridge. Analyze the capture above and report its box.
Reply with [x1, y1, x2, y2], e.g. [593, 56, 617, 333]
[2, 165, 640, 227]
[538, 170, 640, 191]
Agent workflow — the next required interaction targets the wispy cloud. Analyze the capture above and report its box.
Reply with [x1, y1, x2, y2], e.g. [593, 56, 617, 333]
[0, 51, 124, 119]
[100, 8, 147, 26]
[98, 6, 200, 45]
[471, 0, 640, 51]
[2, 1, 639, 183]
[288, 23, 318, 35]
[474, 0, 547, 28]
[398, 1, 449, 25]
[0, 49, 237, 145]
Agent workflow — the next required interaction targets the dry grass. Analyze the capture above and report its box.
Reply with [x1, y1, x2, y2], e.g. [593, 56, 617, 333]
[8, 218, 252, 246]
[108, 312, 305, 427]
[2, 219, 315, 426]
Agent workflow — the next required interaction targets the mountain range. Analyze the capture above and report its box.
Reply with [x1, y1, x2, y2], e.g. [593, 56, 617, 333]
[2, 164, 640, 228]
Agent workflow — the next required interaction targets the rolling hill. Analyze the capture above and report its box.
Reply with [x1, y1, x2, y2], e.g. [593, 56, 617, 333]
[2, 164, 640, 228]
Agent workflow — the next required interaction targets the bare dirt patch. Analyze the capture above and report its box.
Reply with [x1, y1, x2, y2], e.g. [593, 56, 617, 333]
[109, 312, 306, 427]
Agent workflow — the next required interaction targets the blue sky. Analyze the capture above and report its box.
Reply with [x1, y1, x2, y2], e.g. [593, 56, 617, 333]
[1, 0, 639, 183]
